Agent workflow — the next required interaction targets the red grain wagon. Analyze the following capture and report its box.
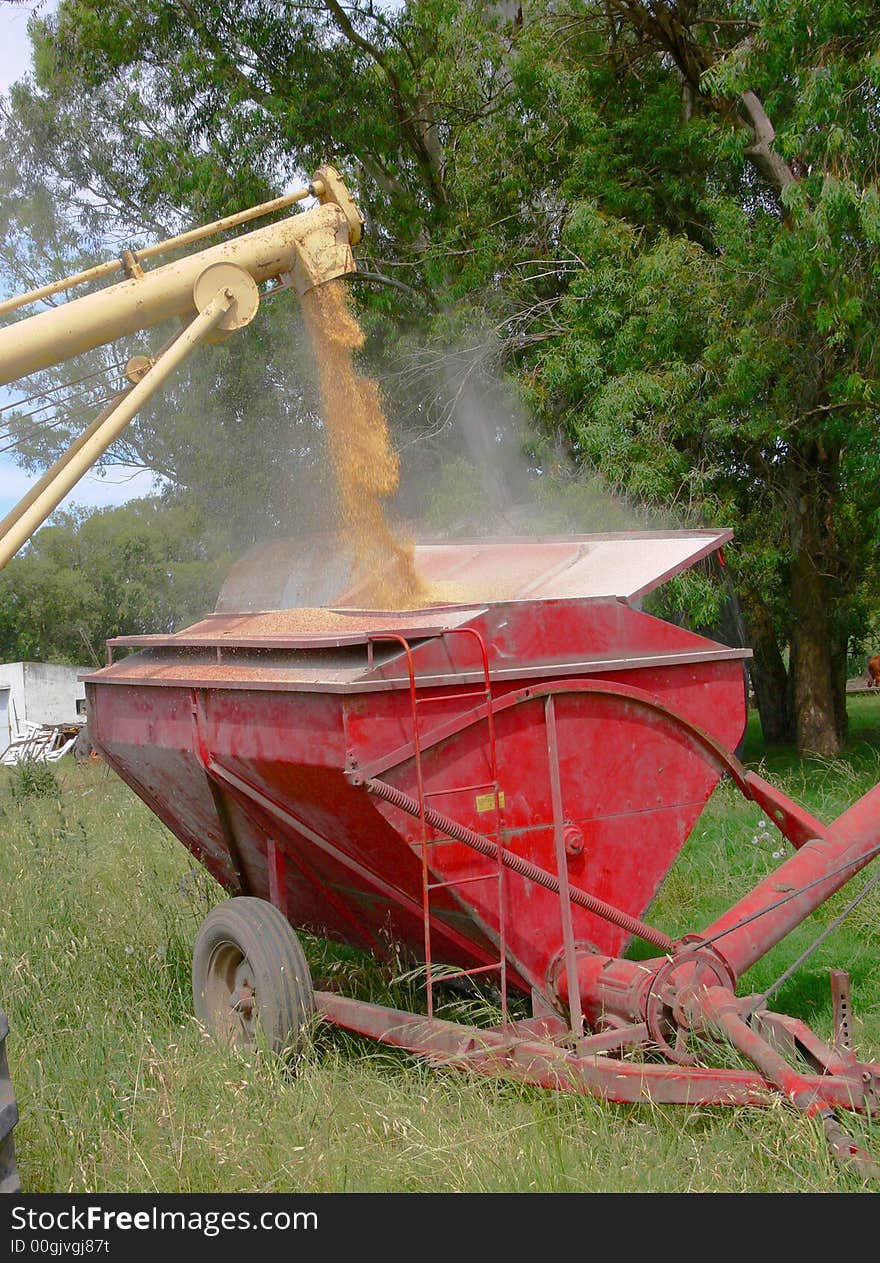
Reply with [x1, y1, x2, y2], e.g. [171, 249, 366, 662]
[84, 531, 880, 1176]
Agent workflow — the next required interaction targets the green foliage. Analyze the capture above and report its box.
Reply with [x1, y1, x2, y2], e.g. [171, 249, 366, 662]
[514, 1, 880, 751]
[647, 568, 727, 635]
[0, 497, 231, 663]
[6, 758, 59, 803]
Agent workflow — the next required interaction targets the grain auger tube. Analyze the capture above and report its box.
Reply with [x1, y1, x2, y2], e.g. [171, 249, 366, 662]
[0, 165, 363, 571]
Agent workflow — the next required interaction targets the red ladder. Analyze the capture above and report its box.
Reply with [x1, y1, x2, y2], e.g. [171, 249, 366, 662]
[368, 628, 508, 1024]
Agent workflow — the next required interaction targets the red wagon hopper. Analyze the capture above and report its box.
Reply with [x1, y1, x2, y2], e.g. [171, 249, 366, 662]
[84, 530, 880, 1177]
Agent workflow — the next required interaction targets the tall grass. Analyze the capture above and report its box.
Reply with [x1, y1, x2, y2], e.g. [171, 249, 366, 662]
[1, 698, 879, 1192]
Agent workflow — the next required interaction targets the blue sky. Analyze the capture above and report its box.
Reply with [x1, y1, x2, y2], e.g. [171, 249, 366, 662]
[0, 3, 157, 519]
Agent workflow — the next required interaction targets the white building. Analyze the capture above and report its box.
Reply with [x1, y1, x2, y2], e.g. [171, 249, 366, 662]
[0, 662, 88, 750]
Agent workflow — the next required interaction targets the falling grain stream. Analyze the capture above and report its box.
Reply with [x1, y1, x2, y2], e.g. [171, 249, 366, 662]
[300, 280, 427, 608]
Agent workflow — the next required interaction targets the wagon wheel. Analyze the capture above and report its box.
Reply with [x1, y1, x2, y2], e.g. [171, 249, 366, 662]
[0, 1009, 20, 1194]
[192, 897, 314, 1055]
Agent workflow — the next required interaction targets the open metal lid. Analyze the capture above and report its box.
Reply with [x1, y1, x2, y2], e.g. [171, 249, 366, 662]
[408, 530, 731, 605]
[216, 529, 732, 612]
[89, 528, 742, 687]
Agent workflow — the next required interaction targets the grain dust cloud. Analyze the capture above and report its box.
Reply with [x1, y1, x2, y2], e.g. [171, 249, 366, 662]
[300, 279, 427, 608]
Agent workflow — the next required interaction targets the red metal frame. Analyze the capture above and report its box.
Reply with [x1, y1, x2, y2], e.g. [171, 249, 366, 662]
[313, 990, 879, 1116]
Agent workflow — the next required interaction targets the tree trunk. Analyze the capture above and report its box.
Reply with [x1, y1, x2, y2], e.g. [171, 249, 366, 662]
[740, 591, 793, 744]
[830, 626, 850, 746]
[785, 436, 845, 757]
[789, 514, 841, 758]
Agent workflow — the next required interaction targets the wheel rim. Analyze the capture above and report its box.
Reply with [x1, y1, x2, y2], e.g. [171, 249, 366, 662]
[204, 941, 258, 1049]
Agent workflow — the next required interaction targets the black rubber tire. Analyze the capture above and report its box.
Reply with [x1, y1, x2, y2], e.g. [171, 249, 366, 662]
[192, 898, 314, 1055]
[0, 1010, 20, 1195]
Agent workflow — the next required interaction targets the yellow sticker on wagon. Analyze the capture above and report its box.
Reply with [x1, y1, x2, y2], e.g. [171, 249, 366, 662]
[475, 791, 505, 813]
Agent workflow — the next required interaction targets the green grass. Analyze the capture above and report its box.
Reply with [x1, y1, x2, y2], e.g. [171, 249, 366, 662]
[2, 698, 880, 1192]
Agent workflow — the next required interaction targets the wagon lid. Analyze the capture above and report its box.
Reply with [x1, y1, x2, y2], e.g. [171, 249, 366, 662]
[406, 529, 732, 605]
[85, 528, 740, 691]
[215, 528, 732, 613]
